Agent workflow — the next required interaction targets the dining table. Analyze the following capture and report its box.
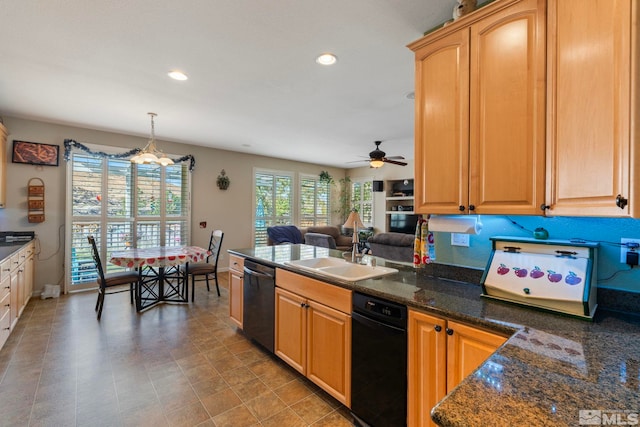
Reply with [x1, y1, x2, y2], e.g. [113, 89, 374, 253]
[109, 245, 210, 311]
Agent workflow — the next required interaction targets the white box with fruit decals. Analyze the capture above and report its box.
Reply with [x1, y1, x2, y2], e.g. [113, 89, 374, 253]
[481, 237, 598, 319]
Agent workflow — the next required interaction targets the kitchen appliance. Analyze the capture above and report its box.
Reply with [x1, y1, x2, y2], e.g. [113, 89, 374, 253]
[351, 292, 407, 426]
[481, 237, 598, 319]
[243, 259, 275, 352]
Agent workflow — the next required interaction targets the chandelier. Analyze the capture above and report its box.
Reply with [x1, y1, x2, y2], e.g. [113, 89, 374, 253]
[130, 112, 174, 166]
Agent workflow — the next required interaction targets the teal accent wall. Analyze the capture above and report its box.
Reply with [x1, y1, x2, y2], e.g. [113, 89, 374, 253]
[432, 215, 640, 292]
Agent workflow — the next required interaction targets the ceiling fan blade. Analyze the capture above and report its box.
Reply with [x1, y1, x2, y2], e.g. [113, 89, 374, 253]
[383, 158, 408, 166]
[346, 159, 370, 164]
[385, 155, 405, 160]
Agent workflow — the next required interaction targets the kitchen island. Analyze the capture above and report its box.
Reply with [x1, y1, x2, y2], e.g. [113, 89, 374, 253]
[229, 244, 640, 427]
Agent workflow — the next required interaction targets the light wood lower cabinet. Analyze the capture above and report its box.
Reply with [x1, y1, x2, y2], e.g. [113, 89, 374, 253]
[0, 241, 35, 351]
[275, 269, 352, 407]
[228, 254, 244, 328]
[408, 309, 507, 427]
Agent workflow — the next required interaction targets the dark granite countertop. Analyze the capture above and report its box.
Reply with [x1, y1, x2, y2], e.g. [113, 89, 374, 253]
[0, 241, 32, 261]
[229, 244, 640, 426]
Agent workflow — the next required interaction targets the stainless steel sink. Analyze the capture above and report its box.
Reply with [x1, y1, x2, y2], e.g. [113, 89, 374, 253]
[285, 257, 398, 281]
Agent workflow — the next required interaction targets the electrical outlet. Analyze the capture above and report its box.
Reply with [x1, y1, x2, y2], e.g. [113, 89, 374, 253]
[451, 233, 470, 247]
[620, 238, 640, 263]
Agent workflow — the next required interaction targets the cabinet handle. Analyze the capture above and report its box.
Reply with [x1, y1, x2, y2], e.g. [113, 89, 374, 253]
[458, 205, 465, 212]
[616, 194, 628, 209]
[468, 204, 475, 211]
[2, 269, 9, 272]
[4, 304, 9, 307]
[446, 328, 454, 336]
[3, 327, 8, 330]
[540, 203, 550, 211]
[434, 325, 442, 332]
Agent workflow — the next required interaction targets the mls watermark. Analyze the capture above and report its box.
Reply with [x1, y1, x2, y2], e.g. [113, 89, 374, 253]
[580, 410, 639, 425]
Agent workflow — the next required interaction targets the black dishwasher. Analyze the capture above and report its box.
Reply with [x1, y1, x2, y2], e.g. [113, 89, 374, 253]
[351, 292, 407, 426]
[243, 259, 275, 353]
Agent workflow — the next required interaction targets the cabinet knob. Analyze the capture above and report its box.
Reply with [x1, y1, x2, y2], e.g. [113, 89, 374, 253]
[468, 204, 475, 211]
[434, 325, 442, 332]
[446, 328, 454, 336]
[458, 205, 465, 212]
[616, 194, 628, 209]
[540, 204, 550, 211]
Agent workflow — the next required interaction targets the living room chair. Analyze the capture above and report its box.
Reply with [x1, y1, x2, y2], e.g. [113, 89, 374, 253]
[87, 235, 140, 320]
[185, 229, 224, 301]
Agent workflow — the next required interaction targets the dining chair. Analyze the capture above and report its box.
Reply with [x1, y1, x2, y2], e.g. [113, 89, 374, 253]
[87, 235, 140, 320]
[185, 230, 224, 301]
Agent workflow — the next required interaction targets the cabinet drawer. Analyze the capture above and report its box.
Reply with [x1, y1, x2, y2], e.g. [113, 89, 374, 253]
[0, 260, 10, 281]
[276, 268, 352, 314]
[229, 254, 245, 274]
[10, 253, 20, 270]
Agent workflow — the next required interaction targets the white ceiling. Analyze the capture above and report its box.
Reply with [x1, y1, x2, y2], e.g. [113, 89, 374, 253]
[0, 0, 455, 168]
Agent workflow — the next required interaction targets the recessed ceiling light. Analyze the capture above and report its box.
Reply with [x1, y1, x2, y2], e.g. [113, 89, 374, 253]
[316, 53, 337, 66]
[168, 70, 188, 81]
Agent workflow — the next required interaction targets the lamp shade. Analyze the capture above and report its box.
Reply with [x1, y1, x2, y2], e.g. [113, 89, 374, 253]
[343, 210, 364, 229]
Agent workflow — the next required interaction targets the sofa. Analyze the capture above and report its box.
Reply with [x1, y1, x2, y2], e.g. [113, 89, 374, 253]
[266, 225, 353, 251]
[367, 232, 415, 263]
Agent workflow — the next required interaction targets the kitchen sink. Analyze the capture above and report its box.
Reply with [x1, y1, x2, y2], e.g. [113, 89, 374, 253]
[285, 257, 398, 282]
[285, 257, 348, 269]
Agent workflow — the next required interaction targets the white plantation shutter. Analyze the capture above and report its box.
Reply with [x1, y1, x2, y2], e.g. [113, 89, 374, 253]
[300, 175, 329, 227]
[68, 147, 191, 289]
[352, 180, 373, 226]
[254, 171, 293, 246]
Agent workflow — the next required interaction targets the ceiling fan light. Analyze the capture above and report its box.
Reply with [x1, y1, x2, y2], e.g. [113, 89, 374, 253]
[370, 159, 384, 168]
[316, 53, 337, 66]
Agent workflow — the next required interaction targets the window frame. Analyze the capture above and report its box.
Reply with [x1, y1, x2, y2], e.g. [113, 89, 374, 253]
[64, 143, 191, 292]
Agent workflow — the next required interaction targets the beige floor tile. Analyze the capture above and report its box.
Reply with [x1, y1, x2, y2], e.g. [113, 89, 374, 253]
[0, 276, 356, 427]
[274, 379, 315, 406]
[290, 394, 334, 425]
[212, 404, 259, 427]
[200, 387, 242, 417]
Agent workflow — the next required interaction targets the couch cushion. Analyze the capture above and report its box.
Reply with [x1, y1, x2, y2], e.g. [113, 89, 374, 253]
[367, 232, 415, 263]
[304, 232, 337, 249]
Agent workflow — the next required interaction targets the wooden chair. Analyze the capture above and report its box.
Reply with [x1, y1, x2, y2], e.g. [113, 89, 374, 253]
[185, 230, 224, 301]
[87, 235, 139, 320]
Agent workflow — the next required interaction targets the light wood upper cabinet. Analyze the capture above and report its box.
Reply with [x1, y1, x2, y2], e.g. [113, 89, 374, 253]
[228, 254, 244, 328]
[408, 309, 507, 427]
[409, 0, 546, 215]
[0, 123, 7, 209]
[546, 0, 639, 216]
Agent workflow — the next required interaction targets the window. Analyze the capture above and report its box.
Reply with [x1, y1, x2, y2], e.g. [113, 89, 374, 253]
[253, 170, 330, 246]
[66, 147, 191, 290]
[351, 179, 373, 226]
[254, 170, 293, 246]
[299, 174, 330, 227]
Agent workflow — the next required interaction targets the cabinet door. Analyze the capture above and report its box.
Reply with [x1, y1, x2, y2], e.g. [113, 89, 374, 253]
[414, 29, 470, 214]
[469, 0, 546, 215]
[446, 320, 507, 392]
[408, 310, 447, 427]
[229, 270, 243, 328]
[306, 300, 351, 407]
[17, 266, 25, 316]
[274, 287, 306, 375]
[546, 0, 635, 216]
[10, 271, 18, 329]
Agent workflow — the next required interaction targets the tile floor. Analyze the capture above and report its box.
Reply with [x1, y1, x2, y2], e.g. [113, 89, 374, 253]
[0, 275, 354, 427]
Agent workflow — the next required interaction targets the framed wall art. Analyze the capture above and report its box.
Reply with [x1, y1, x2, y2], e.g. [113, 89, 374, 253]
[12, 140, 60, 167]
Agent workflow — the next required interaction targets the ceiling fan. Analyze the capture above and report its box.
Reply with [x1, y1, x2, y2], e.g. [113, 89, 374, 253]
[350, 141, 408, 168]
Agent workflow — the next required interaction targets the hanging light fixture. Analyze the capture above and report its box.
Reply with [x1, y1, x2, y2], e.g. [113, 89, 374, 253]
[130, 112, 174, 166]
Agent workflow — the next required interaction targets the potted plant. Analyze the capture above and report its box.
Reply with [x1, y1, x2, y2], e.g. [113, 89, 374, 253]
[319, 170, 333, 184]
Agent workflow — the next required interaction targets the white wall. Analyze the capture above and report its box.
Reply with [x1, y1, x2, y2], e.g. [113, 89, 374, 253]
[0, 116, 346, 293]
